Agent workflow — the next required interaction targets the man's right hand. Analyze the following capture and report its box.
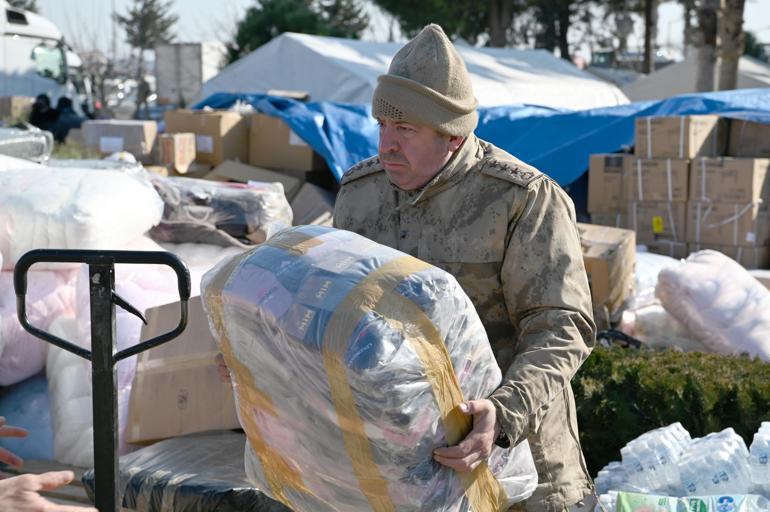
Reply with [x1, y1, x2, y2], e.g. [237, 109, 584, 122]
[0, 471, 98, 512]
[0, 416, 28, 468]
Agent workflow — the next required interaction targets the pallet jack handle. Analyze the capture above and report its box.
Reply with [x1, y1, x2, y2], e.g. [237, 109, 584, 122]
[14, 249, 191, 512]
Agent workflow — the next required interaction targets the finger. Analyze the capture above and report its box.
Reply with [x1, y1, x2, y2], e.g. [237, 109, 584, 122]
[433, 437, 477, 458]
[434, 449, 487, 472]
[34, 470, 75, 491]
[0, 447, 23, 467]
[46, 505, 98, 512]
[0, 425, 29, 438]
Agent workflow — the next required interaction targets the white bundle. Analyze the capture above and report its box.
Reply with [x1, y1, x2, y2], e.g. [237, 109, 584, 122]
[0, 166, 163, 270]
[656, 250, 770, 360]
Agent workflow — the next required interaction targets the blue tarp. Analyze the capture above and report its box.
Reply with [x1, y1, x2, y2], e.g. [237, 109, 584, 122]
[195, 88, 770, 187]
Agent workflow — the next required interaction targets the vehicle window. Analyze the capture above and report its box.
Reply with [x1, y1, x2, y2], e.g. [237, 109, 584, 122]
[32, 44, 67, 84]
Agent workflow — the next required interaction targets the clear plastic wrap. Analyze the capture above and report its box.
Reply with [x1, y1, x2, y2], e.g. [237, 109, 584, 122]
[656, 250, 770, 360]
[149, 176, 293, 248]
[0, 125, 54, 162]
[81, 431, 291, 512]
[201, 225, 537, 512]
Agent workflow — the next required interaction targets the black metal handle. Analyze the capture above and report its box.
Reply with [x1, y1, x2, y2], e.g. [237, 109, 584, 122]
[14, 249, 192, 361]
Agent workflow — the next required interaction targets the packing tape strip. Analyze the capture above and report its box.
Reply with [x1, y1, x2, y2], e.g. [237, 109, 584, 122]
[679, 116, 685, 159]
[701, 159, 707, 201]
[646, 118, 652, 159]
[666, 159, 672, 202]
[636, 160, 643, 201]
[322, 255, 506, 512]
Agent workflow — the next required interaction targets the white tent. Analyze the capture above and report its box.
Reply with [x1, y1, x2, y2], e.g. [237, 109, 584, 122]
[197, 32, 629, 110]
[623, 55, 770, 101]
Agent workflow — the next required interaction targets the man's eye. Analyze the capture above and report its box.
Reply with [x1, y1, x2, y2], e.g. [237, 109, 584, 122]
[398, 126, 414, 133]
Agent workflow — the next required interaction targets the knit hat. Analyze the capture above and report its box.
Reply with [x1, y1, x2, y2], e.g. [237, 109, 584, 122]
[372, 24, 478, 136]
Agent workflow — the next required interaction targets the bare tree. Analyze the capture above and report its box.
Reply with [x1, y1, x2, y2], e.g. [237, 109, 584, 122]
[717, 0, 746, 90]
[695, 0, 719, 92]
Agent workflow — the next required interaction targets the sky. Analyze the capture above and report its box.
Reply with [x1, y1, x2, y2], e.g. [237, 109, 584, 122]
[34, 0, 770, 63]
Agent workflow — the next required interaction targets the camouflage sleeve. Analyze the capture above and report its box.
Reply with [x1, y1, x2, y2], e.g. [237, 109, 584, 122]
[488, 178, 596, 447]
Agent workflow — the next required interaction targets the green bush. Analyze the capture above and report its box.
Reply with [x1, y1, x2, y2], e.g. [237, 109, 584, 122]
[573, 346, 770, 476]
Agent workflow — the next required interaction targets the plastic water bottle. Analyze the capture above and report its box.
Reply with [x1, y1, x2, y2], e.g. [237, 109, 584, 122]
[750, 424, 770, 496]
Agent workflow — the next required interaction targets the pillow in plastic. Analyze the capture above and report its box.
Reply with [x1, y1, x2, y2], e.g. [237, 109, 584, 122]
[0, 166, 163, 270]
[656, 250, 770, 360]
[202, 225, 537, 512]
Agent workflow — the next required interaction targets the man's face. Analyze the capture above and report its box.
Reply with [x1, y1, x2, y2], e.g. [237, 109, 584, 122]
[377, 117, 461, 191]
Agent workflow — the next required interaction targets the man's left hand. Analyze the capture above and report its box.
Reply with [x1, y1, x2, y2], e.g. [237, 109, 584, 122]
[433, 399, 498, 472]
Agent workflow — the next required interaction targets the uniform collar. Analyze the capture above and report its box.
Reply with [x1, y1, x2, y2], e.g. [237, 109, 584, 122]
[394, 134, 484, 208]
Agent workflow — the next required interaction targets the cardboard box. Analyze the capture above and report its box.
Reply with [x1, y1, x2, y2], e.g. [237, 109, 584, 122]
[588, 154, 633, 213]
[0, 96, 33, 120]
[81, 119, 157, 162]
[628, 158, 689, 202]
[157, 132, 196, 174]
[578, 223, 636, 314]
[728, 119, 770, 158]
[291, 182, 336, 226]
[126, 296, 239, 443]
[629, 201, 687, 244]
[205, 160, 303, 200]
[249, 113, 326, 172]
[687, 201, 770, 246]
[590, 212, 628, 229]
[689, 157, 770, 203]
[635, 115, 727, 159]
[643, 240, 689, 259]
[688, 243, 770, 269]
[164, 110, 249, 166]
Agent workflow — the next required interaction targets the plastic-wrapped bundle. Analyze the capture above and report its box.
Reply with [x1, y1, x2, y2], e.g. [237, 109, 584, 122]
[82, 431, 291, 512]
[594, 461, 644, 496]
[0, 126, 53, 162]
[202, 225, 537, 512]
[620, 423, 691, 495]
[0, 269, 78, 386]
[656, 250, 770, 361]
[615, 491, 769, 512]
[0, 166, 163, 270]
[677, 428, 752, 496]
[618, 305, 703, 352]
[0, 153, 43, 171]
[149, 176, 292, 247]
[750, 422, 770, 497]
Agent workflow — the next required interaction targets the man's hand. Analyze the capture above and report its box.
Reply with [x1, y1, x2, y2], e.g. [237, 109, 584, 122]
[0, 416, 28, 468]
[0, 471, 98, 512]
[215, 353, 231, 384]
[433, 399, 499, 472]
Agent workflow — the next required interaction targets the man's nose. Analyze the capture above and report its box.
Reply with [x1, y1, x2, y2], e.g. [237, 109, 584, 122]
[379, 125, 398, 153]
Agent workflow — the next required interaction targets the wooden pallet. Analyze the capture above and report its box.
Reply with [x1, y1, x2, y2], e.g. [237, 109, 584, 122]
[0, 459, 94, 508]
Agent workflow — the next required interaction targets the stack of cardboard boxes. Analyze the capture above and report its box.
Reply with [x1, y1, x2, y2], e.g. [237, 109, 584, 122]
[588, 114, 770, 269]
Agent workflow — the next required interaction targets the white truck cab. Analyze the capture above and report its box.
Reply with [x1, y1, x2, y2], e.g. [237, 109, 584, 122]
[0, 1, 90, 114]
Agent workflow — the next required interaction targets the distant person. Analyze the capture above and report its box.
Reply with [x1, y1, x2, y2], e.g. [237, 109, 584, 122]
[53, 97, 85, 143]
[0, 416, 97, 512]
[28, 94, 59, 133]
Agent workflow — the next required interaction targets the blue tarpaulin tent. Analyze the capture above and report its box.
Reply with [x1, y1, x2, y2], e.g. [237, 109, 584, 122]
[194, 88, 770, 188]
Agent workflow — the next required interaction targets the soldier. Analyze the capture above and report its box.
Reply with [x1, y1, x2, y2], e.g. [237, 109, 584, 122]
[333, 24, 597, 512]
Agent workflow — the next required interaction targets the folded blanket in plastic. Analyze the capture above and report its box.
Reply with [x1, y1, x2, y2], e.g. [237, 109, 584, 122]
[202, 225, 537, 512]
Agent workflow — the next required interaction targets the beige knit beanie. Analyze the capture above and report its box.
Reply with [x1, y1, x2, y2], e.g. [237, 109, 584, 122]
[372, 24, 478, 136]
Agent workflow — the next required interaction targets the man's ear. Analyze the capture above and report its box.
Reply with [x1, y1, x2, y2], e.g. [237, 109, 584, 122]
[448, 135, 465, 152]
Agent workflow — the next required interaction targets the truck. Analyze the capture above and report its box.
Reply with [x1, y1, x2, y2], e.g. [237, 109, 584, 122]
[0, 1, 94, 116]
[155, 42, 225, 107]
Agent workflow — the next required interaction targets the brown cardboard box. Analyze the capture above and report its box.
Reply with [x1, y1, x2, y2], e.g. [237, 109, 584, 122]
[688, 243, 770, 269]
[157, 132, 196, 174]
[126, 296, 240, 443]
[635, 115, 727, 159]
[0, 96, 33, 120]
[628, 158, 689, 202]
[687, 201, 770, 246]
[164, 110, 249, 166]
[81, 120, 157, 162]
[205, 160, 303, 200]
[578, 223, 636, 314]
[588, 154, 633, 213]
[644, 240, 689, 259]
[728, 119, 770, 158]
[249, 113, 326, 172]
[689, 157, 770, 203]
[590, 212, 628, 229]
[291, 182, 336, 226]
[629, 201, 688, 244]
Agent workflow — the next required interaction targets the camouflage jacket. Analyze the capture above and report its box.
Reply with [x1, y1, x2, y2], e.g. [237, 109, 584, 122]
[333, 135, 596, 511]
